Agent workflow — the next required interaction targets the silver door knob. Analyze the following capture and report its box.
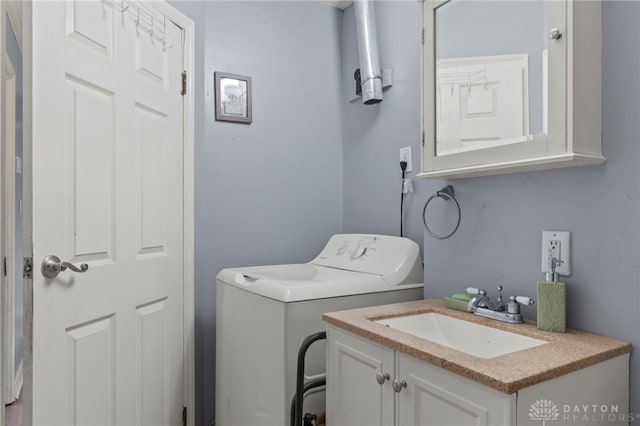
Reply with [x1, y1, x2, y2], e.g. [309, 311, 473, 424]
[376, 372, 390, 385]
[392, 379, 407, 393]
[548, 28, 563, 40]
[41, 255, 89, 278]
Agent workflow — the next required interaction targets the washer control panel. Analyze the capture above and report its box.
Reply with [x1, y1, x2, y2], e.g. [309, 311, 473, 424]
[332, 235, 378, 262]
[311, 234, 421, 284]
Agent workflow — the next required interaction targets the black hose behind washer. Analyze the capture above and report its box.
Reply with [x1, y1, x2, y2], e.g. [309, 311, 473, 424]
[289, 377, 326, 426]
[292, 331, 327, 426]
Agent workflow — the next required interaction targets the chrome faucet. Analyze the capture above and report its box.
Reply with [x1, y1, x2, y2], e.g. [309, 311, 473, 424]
[466, 285, 504, 311]
[466, 286, 534, 324]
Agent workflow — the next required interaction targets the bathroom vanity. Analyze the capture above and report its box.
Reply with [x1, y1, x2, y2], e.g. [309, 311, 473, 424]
[323, 300, 631, 426]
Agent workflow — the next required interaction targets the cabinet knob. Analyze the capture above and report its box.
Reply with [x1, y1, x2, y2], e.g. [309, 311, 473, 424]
[375, 372, 390, 385]
[548, 28, 563, 40]
[392, 379, 407, 393]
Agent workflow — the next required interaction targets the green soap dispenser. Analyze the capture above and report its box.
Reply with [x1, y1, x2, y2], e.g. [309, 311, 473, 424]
[537, 258, 566, 332]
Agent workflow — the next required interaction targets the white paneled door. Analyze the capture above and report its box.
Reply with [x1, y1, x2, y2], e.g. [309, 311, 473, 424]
[29, 1, 189, 424]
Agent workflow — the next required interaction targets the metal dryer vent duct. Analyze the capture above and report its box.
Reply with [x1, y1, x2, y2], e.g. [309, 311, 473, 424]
[354, 0, 383, 104]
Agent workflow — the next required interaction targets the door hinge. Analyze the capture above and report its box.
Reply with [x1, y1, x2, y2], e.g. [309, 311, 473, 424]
[422, 130, 425, 146]
[3, 256, 6, 276]
[23, 257, 33, 279]
[181, 71, 187, 96]
[421, 28, 425, 44]
[182, 406, 187, 426]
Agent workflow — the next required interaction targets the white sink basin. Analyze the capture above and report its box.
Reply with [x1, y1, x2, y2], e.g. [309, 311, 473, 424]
[375, 312, 547, 358]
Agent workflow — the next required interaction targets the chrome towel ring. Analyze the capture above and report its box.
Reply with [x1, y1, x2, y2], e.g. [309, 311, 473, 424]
[423, 185, 461, 239]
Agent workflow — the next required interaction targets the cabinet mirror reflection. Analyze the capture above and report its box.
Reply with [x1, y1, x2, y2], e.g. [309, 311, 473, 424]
[435, 1, 548, 156]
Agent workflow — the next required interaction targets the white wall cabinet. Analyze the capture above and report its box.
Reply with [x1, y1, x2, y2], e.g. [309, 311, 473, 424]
[420, 0, 604, 179]
[326, 325, 629, 426]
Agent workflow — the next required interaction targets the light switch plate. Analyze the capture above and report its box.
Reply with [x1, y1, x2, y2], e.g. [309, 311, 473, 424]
[541, 231, 571, 276]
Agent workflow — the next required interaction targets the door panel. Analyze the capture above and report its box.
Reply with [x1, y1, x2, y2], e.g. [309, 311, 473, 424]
[136, 298, 169, 426]
[66, 315, 115, 426]
[65, 0, 115, 59]
[65, 76, 116, 262]
[136, 34, 167, 85]
[136, 104, 169, 256]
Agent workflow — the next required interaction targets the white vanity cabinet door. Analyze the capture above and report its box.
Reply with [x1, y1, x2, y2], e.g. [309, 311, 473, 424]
[396, 353, 516, 426]
[326, 326, 395, 426]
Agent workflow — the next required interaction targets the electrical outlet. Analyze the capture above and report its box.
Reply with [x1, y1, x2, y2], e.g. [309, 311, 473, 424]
[547, 239, 560, 261]
[400, 146, 412, 173]
[541, 231, 571, 276]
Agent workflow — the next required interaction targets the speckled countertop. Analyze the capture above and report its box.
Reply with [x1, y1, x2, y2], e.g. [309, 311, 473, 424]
[322, 299, 631, 394]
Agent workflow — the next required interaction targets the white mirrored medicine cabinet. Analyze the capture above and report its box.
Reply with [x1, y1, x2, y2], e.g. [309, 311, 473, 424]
[419, 0, 604, 179]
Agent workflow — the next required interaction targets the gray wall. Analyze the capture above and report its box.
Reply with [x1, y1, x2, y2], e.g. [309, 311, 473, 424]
[342, 1, 433, 250]
[342, 0, 640, 414]
[171, 2, 344, 425]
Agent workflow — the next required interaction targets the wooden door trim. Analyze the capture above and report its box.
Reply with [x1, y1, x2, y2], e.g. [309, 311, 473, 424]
[158, 3, 196, 423]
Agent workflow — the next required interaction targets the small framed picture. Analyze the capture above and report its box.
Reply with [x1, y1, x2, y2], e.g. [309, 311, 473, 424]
[214, 71, 252, 124]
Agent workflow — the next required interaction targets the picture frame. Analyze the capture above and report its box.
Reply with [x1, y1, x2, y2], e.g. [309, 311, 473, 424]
[214, 71, 252, 124]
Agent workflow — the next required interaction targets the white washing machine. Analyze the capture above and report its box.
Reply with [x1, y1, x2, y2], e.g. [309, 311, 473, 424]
[215, 234, 424, 426]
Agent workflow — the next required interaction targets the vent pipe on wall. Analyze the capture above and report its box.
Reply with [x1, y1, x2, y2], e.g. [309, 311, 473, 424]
[354, 0, 383, 104]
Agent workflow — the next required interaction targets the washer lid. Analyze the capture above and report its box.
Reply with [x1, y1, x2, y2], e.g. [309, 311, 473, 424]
[310, 234, 421, 286]
[216, 263, 417, 302]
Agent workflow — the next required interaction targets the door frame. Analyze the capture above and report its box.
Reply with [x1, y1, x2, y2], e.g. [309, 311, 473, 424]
[2, 49, 24, 406]
[161, 3, 197, 423]
[20, 1, 195, 424]
[0, 3, 6, 425]
[1, 1, 26, 422]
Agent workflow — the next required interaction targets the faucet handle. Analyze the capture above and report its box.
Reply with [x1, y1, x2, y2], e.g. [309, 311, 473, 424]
[512, 296, 534, 306]
[507, 295, 535, 315]
[466, 287, 486, 296]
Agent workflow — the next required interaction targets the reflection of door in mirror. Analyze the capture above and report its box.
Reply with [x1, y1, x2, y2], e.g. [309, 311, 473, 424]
[435, 1, 548, 156]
